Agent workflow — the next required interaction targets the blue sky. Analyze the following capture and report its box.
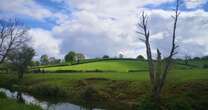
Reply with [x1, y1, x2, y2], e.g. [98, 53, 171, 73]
[0, 0, 208, 59]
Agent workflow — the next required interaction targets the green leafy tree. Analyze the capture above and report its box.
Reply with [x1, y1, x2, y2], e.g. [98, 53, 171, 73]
[136, 55, 145, 60]
[76, 53, 85, 63]
[202, 55, 208, 60]
[40, 54, 49, 65]
[49, 57, 61, 65]
[103, 55, 109, 59]
[8, 45, 35, 79]
[119, 54, 124, 59]
[65, 51, 76, 63]
[32, 60, 40, 66]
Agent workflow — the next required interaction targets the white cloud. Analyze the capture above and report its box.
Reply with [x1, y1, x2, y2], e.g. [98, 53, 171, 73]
[29, 28, 62, 58]
[1, 0, 208, 58]
[0, 0, 53, 20]
[184, 0, 207, 9]
[50, 0, 208, 58]
[146, 9, 208, 57]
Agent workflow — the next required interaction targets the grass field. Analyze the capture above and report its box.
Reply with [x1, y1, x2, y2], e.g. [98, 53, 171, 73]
[40, 60, 147, 72]
[38, 59, 195, 72]
[0, 92, 42, 110]
[0, 69, 208, 109]
[0, 59, 208, 110]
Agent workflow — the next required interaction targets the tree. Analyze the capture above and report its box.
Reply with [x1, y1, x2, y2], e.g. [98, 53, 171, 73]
[201, 55, 208, 60]
[0, 18, 29, 65]
[136, 55, 145, 60]
[137, 0, 180, 102]
[65, 51, 76, 63]
[76, 53, 85, 63]
[49, 57, 61, 65]
[8, 45, 35, 79]
[184, 55, 191, 65]
[119, 54, 124, 59]
[32, 60, 40, 66]
[103, 55, 109, 59]
[193, 57, 200, 60]
[40, 54, 49, 65]
[49, 57, 56, 65]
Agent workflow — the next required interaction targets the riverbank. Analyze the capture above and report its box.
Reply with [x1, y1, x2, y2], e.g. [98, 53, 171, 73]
[0, 69, 208, 110]
[0, 91, 42, 110]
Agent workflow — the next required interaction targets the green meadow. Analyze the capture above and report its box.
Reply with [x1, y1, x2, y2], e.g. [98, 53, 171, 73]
[39, 59, 196, 72]
[0, 59, 207, 110]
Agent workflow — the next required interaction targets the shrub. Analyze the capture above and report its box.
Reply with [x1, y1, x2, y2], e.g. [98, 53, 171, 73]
[203, 64, 208, 68]
[137, 96, 161, 110]
[164, 97, 193, 110]
[137, 96, 193, 110]
[31, 84, 67, 97]
[0, 92, 6, 98]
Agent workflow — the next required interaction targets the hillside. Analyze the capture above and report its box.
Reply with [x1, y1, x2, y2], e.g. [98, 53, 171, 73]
[38, 59, 194, 72]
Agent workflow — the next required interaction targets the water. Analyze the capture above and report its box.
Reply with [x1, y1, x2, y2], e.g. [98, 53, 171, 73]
[0, 88, 103, 110]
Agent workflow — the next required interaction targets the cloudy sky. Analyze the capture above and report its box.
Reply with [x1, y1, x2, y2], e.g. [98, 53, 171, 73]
[0, 0, 208, 59]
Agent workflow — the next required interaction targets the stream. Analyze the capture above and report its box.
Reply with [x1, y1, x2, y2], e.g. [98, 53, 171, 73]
[0, 88, 104, 110]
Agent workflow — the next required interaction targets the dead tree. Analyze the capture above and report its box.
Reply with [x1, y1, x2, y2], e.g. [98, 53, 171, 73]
[137, 0, 180, 101]
[0, 18, 29, 64]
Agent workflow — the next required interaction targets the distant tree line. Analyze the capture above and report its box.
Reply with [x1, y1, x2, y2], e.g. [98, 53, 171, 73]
[38, 54, 61, 66]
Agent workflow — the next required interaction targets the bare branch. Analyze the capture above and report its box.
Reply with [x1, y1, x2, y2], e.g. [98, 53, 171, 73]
[0, 18, 29, 64]
[136, 0, 181, 101]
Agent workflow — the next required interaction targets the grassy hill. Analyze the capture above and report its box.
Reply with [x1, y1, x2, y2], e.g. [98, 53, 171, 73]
[41, 60, 147, 72]
[38, 59, 194, 73]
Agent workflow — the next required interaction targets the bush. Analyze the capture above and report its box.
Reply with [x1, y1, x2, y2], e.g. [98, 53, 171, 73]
[0, 92, 6, 98]
[203, 64, 208, 68]
[31, 84, 67, 97]
[137, 96, 193, 110]
[137, 97, 161, 110]
[164, 97, 193, 110]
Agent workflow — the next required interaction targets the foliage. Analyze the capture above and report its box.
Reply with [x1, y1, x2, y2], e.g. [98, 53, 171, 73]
[203, 64, 208, 68]
[0, 98, 42, 110]
[7, 45, 35, 79]
[136, 55, 145, 60]
[102, 55, 110, 59]
[0, 68, 207, 110]
[0, 91, 41, 110]
[31, 61, 40, 66]
[40, 54, 49, 65]
[65, 51, 76, 63]
[119, 54, 124, 58]
[137, 96, 193, 110]
[48, 57, 61, 65]
[76, 53, 85, 63]
[201, 55, 208, 60]
[0, 92, 6, 98]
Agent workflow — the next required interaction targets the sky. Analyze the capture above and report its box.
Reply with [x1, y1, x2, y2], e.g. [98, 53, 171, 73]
[0, 0, 208, 59]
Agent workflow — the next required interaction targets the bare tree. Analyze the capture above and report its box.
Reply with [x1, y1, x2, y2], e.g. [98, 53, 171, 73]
[137, 0, 180, 101]
[0, 18, 29, 64]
